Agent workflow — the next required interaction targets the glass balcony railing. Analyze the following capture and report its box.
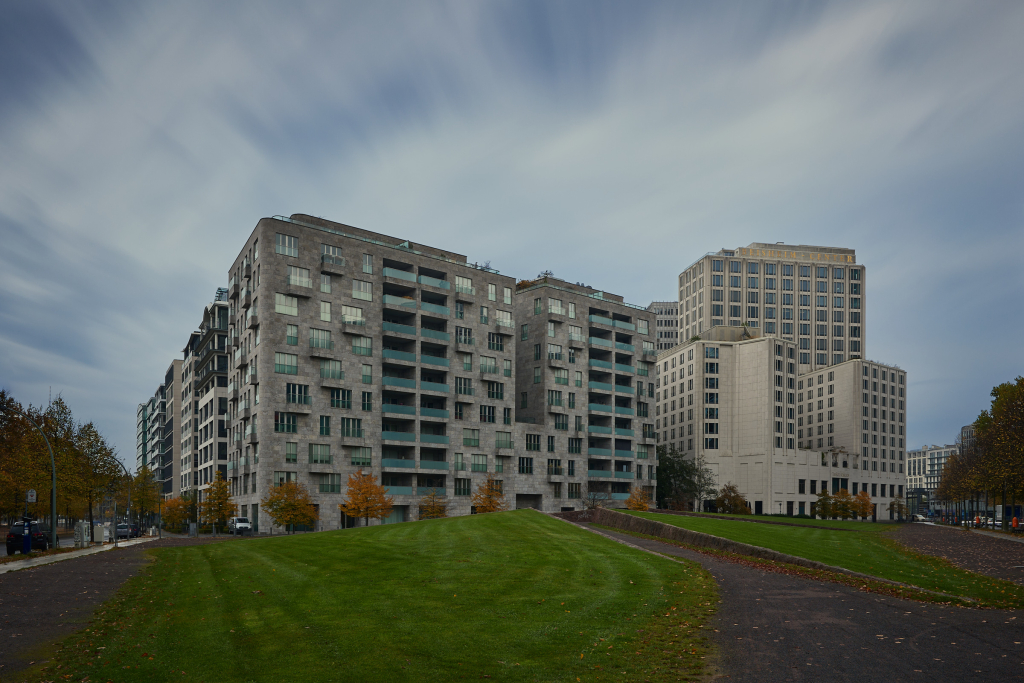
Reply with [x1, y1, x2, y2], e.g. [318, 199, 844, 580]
[587, 470, 612, 478]
[421, 302, 450, 316]
[612, 320, 636, 331]
[614, 428, 634, 437]
[384, 486, 414, 495]
[420, 407, 450, 419]
[383, 295, 417, 308]
[383, 322, 416, 336]
[589, 359, 612, 369]
[287, 275, 312, 288]
[615, 449, 634, 458]
[589, 336, 613, 348]
[421, 381, 449, 393]
[615, 342, 635, 352]
[420, 355, 449, 367]
[456, 284, 476, 295]
[382, 377, 416, 389]
[382, 431, 416, 441]
[614, 471, 635, 479]
[382, 267, 416, 282]
[588, 403, 612, 412]
[382, 458, 415, 468]
[589, 315, 613, 326]
[615, 384, 634, 394]
[419, 460, 449, 470]
[383, 349, 416, 363]
[420, 328, 450, 341]
[342, 315, 366, 326]
[321, 254, 345, 267]
[382, 404, 416, 415]
[588, 381, 614, 392]
[614, 363, 634, 374]
[587, 447, 612, 456]
[418, 275, 450, 289]
[614, 406, 634, 415]
[420, 434, 450, 445]
[588, 425, 612, 434]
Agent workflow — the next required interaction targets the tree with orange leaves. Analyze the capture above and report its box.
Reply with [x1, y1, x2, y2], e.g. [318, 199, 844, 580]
[261, 481, 319, 533]
[339, 470, 393, 526]
[471, 474, 507, 513]
[625, 486, 651, 511]
[853, 490, 874, 520]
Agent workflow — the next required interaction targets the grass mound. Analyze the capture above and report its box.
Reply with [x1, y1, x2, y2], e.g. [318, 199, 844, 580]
[624, 510, 1024, 608]
[34, 510, 718, 682]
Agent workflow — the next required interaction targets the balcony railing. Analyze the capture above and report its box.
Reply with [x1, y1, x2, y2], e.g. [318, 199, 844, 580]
[456, 284, 476, 295]
[614, 363, 634, 374]
[588, 403, 612, 412]
[382, 458, 415, 468]
[383, 349, 416, 363]
[287, 275, 313, 288]
[587, 470, 613, 478]
[420, 434, 450, 445]
[383, 322, 415, 337]
[383, 295, 417, 308]
[382, 267, 416, 282]
[420, 407, 450, 419]
[589, 359, 612, 369]
[382, 431, 416, 441]
[420, 354, 449, 367]
[420, 381, 449, 393]
[321, 254, 345, 267]
[418, 275, 450, 289]
[382, 404, 416, 415]
[420, 328, 450, 341]
[421, 302, 450, 316]
[589, 336, 613, 348]
[382, 376, 416, 389]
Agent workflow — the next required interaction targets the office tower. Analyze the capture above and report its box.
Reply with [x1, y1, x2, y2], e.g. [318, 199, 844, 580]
[647, 301, 680, 351]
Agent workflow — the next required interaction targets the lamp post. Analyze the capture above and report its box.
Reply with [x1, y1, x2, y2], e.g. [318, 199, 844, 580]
[0, 404, 57, 549]
[110, 458, 132, 549]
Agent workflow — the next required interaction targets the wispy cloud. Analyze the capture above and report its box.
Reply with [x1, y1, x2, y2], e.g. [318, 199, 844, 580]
[1, 0, 1022, 456]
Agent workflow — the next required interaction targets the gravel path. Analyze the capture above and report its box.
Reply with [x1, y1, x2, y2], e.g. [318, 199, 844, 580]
[0, 536, 240, 676]
[892, 524, 1024, 585]
[590, 526, 1024, 682]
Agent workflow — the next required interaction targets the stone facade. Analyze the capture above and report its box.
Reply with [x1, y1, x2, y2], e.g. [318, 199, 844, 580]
[647, 300, 680, 351]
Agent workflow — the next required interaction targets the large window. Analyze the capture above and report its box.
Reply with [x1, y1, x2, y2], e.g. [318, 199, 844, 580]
[287, 266, 311, 288]
[349, 446, 372, 466]
[309, 444, 331, 464]
[320, 359, 343, 379]
[353, 336, 372, 356]
[275, 233, 298, 257]
[274, 412, 297, 433]
[352, 280, 372, 301]
[275, 293, 298, 316]
[320, 301, 331, 322]
[274, 352, 298, 374]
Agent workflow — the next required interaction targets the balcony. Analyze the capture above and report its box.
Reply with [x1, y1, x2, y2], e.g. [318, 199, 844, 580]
[548, 305, 567, 316]
[615, 449, 634, 458]
[588, 403, 612, 413]
[587, 470, 613, 478]
[614, 471, 635, 479]
[286, 275, 313, 295]
[421, 302, 450, 316]
[615, 341, 635, 352]
[589, 337, 613, 348]
[321, 254, 346, 274]
[383, 322, 416, 336]
[589, 359, 612, 370]
[383, 294, 417, 309]
[228, 281, 239, 299]
[420, 434, 450, 445]
[382, 431, 416, 442]
[242, 291, 252, 308]
[246, 313, 259, 329]
[615, 384, 635, 395]
[455, 284, 476, 296]
[495, 317, 513, 328]
[382, 377, 416, 389]
[568, 334, 585, 348]
[614, 428, 634, 437]
[243, 262, 252, 279]
[589, 314, 613, 326]
[419, 460, 449, 470]
[614, 363, 635, 374]
[383, 349, 417, 363]
[420, 381, 449, 393]
[383, 267, 417, 283]
[613, 320, 636, 331]
[246, 431, 259, 444]
[611, 492, 631, 500]
[382, 404, 416, 416]
[382, 459, 416, 468]
[418, 275, 450, 290]
[384, 486, 414, 496]
[420, 354, 449, 367]
[589, 381, 614, 392]
[587, 447, 612, 456]
[420, 328, 450, 341]
[420, 407, 450, 419]
[547, 353, 564, 363]
[455, 336, 475, 346]
[643, 348, 657, 357]
[588, 425, 613, 435]
[495, 440, 514, 451]
[341, 316, 367, 332]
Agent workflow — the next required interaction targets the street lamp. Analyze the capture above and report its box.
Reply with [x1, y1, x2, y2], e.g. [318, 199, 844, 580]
[0, 404, 58, 549]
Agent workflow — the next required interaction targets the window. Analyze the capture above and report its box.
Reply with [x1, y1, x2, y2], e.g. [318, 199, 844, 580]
[520, 392, 528, 408]
[309, 443, 331, 464]
[568, 483, 581, 499]
[274, 412, 297, 433]
[486, 381, 504, 400]
[285, 324, 298, 345]
[456, 326, 473, 345]
[275, 352, 298, 374]
[352, 336, 372, 356]
[521, 324, 529, 341]
[317, 301, 330, 322]
[547, 321, 555, 338]
[534, 367, 541, 384]
[310, 328, 332, 350]
[286, 383, 310, 405]
[361, 391, 373, 411]
[275, 293, 298, 316]
[554, 368, 568, 385]
[455, 276, 473, 295]
[503, 407, 512, 425]
[455, 302, 465, 319]
[317, 472, 341, 493]
[275, 233, 298, 257]
[361, 364, 372, 384]
[342, 418, 363, 437]
[480, 306, 489, 324]
[318, 415, 331, 436]
[488, 284, 497, 301]
[463, 429, 480, 447]
[352, 280, 372, 301]
[496, 431, 513, 448]
[331, 388, 351, 409]
[342, 305, 364, 324]
[480, 356, 498, 373]
[526, 434, 541, 451]
[487, 333, 504, 351]
[471, 454, 487, 472]
[285, 442, 297, 463]
[554, 414, 568, 430]
[568, 438, 582, 454]
[320, 359, 343, 379]
[362, 254, 372, 274]
[534, 298, 542, 314]
[568, 302, 576, 319]
[456, 377, 473, 396]
[479, 405, 495, 423]
[287, 265, 311, 288]
[518, 457, 534, 474]
[638, 319, 649, 335]
[548, 298, 565, 315]
[274, 471, 297, 487]
[503, 287, 512, 305]
[455, 478, 471, 496]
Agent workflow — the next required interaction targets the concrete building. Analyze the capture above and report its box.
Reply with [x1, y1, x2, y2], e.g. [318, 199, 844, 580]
[136, 403, 148, 471]
[907, 443, 957, 508]
[516, 276, 657, 508]
[180, 294, 232, 501]
[648, 301, 680, 351]
[655, 327, 905, 518]
[140, 360, 183, 498]
[676, 243, 864, 372]
[223, 214, 656, 531]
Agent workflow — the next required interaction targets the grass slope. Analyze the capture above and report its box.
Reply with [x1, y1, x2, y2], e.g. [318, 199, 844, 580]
[34, 511, 717, 683]
[625, 511, 1024, 608]
[659, 511, 891, 531]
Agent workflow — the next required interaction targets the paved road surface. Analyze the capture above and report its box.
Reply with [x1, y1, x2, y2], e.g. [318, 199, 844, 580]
[591, 526, 1024, 682]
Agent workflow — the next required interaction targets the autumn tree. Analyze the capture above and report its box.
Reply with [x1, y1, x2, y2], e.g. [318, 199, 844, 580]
[581, 479, 605, 511]
[888, 496, 909, 521]
[419, 488, 448, 520]
[131, 465, 162, 526]
[262, 482, 319, 533]
[472, 474, 508, 513]
[815, 490, 834, 519]
[162, 497, 190, 532]
[339, 471, 393, 526]
[625, 486, 651, 511]
[714, 483, 749, 514]
[853, 490, 874, 520]
[201, 472, 237, 528]
[833, 489, 854, 520]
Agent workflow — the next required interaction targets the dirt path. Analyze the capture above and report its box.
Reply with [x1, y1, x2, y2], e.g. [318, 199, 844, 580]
[590, 526, 1024, 682]
[891, 524, 1024, 585]
[0, 536, 239, 677]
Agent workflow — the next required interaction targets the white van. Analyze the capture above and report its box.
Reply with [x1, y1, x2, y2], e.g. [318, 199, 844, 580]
[227, 517, 251, 535]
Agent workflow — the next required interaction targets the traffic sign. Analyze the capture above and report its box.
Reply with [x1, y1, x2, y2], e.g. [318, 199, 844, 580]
[26, 489, 36, 504]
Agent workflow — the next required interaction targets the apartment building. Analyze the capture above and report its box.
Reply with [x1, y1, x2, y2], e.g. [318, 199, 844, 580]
[676, 243, 865, 371]
[136, 403, 148, 471]
[515, 277, 657, 507]
[180, 295, 232, 501]
[907, 443, 956, 502]
[655, 327, 905, 517]
[140, 361, 183, 498]
[647, 301, 680, 351]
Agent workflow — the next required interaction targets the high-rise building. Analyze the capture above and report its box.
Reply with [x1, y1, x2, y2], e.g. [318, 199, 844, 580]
[647, 301, 680, 351]
[516, 277, 658, 506]
[655, 327, 905, 517]
[223, 214, 657, 530]
[907, 443, 957, 506]
[676, 243, 864, 371]
[180, 295, 232, 501]
[140, 360, 183, 498]
[136, 403, 148, 471]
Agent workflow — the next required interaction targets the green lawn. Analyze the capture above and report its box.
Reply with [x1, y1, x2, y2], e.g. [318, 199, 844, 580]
[665, 511, 891, 531]
[36, 510, 717, 683]
[624, 510, 1024, 608]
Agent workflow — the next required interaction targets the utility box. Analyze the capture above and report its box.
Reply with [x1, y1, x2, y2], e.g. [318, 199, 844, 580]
[73, 521, 91, 548]
[93, 525, 110, 543]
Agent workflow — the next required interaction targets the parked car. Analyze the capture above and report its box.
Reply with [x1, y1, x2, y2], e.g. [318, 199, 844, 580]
[116, 523, 131, 539]
[913, 514, 927, 522]
[6, 521, 57, 554]
[129, 524, 141, 538]
[227, 517, 251, 535]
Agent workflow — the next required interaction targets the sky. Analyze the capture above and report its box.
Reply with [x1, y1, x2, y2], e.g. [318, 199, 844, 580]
[1, 0, 1022, 465]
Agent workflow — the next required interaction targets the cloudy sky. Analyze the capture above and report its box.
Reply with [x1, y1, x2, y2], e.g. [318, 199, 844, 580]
[1, 1, 1022, 464]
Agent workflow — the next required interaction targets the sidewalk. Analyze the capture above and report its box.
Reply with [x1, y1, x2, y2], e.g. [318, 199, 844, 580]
[971, 528, 1024, 545]
[0, 536, 160, 575]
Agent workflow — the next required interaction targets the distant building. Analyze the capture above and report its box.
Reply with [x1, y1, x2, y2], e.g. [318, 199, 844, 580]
[647, 301, 680, 351]
[907, 443, 957, 510]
